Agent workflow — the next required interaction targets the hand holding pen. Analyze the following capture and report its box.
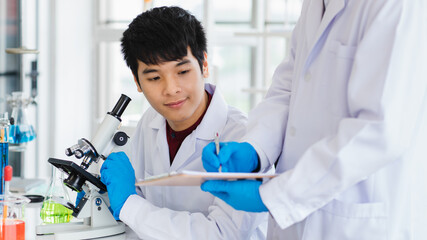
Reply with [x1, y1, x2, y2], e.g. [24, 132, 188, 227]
[202, 141, 260, 173]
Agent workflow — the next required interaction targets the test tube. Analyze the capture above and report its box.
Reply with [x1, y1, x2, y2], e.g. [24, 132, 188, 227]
[0, 113, 10, 195]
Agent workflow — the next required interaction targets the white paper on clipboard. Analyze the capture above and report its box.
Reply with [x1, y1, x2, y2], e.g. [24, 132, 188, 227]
[135, 170, 278, 186]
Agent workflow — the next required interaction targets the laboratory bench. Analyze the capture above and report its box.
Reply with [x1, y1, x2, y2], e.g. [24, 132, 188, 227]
[7, 180, 140, 239]
[24, 202, 139, 239]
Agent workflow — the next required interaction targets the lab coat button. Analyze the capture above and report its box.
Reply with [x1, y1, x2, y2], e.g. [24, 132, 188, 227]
[289, 127, 296, 136]
[304, 72, 312, 82]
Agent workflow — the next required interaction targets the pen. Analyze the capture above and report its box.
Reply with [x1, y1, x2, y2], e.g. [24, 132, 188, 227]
[215, 133, 221, 173]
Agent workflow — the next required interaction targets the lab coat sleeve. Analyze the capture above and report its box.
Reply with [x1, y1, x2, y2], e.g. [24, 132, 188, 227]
[259, 0, 427, 229]
[120, 194, 265, 240]
[241, 21, 300, 171]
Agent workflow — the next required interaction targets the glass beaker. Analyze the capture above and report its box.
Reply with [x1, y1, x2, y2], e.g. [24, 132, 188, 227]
[0, 194, 30, 240]
[40, 169, 73, 224]
[0, 113, 10, 195]
[7, 92, 36, 152]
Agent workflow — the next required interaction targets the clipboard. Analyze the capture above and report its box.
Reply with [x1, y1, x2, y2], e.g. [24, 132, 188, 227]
[135, 170, 278, 186]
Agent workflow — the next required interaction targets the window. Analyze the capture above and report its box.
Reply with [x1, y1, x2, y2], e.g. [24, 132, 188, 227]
[93, 0, 303, 127]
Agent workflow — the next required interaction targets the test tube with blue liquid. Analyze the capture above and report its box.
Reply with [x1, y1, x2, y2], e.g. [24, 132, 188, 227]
[0, 112, 10, 195]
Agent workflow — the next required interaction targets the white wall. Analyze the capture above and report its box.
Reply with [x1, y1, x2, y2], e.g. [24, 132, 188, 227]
[36, 0, 93, 179]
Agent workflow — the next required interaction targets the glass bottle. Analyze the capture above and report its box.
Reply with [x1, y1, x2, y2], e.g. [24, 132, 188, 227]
[7, 91, 36, 151]
[40, 169, 73, 224]
[0, 112, 10, 195]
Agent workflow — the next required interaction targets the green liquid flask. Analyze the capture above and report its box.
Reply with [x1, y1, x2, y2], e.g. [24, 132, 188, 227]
[40, 169, 73, 223]
[40, 200, 73, 224]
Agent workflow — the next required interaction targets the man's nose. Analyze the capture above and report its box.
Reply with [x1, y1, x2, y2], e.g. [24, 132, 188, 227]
[163, 77, 181, 95]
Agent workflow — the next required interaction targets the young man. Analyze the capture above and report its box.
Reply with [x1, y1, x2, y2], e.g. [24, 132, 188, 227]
[99, 6, 267, 239]
[201, 0, 427, 239]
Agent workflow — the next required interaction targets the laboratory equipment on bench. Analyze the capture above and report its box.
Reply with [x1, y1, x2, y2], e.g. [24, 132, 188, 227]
[36, 94, 131, 240]
[7, 92, 36, 152]
[40, 169, 73, 224]
[1, 166, 31, 240]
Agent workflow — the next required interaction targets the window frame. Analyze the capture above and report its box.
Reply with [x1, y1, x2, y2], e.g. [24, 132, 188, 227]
[92, 0, 299, 128]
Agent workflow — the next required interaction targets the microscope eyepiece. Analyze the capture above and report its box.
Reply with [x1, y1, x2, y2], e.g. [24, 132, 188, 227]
[107, 94, 131, 120]
[65, 144, 80, 156]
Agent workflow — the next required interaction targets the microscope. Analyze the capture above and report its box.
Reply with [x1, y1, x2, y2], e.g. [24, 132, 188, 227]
[36, 94, 131, 240]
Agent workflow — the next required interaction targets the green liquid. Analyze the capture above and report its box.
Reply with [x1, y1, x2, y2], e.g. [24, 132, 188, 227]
[40, 200, 73, 224]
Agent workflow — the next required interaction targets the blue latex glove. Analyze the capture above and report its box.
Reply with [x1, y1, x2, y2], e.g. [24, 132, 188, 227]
[201, 180, 268, 212]
[202, 142, 259, 173]
[75, 190, 85, 206]
[100, 152, 137, 220]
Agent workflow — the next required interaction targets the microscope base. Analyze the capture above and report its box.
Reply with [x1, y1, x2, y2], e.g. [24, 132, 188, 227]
[36, 221, 126, 240]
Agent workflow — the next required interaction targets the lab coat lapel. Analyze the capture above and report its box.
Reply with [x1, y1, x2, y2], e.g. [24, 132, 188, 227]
[149, 114, 171, 172]
[196, 84, 228, 144]
[169, 134, 197, 171]
[305, 0, 325, 43]
[306, 0, 346, 60]
[316, 0, 346, 39]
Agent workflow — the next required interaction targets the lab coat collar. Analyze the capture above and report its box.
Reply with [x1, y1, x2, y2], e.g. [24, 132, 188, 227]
[320, 0, 346, 35]
[148, 111, 165, 130]
[169, 83, 227, 170]
[149, 114, 166, 130]
[147, 83, 228, 171]
[194, 83, 228, 141]
[306, 0, 346, 57]
[146, 114, 169, 170]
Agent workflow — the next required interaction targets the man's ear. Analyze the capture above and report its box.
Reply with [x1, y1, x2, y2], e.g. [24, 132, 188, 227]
[133, 74, 143, 92]
[202, 52, 209, 78]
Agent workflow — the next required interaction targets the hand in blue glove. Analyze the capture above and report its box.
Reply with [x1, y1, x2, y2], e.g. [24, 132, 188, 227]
[202, 142, 259, 173]
[100, 152, 137, 220]
[75, 190, 86, 206]
[201, 180, 268, 212]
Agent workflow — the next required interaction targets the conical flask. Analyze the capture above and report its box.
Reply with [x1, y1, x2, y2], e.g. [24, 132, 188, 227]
[40, 168, 73, 224]
[7, 91, 36, 151]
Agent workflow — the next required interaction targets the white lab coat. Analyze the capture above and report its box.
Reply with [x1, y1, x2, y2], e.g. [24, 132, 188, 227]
[243, 0, 427, 239]
[120, 83, 267, 240]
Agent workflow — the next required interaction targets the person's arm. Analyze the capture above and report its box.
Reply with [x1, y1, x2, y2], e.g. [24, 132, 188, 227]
[242, 17, 301, 171]
[120, 194, 266, 240]
[102, 151, 266, 239]
[260, 0, 427, 229]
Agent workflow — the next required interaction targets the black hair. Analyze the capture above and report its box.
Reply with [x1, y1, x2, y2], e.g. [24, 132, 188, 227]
[121, 6, 207, 84]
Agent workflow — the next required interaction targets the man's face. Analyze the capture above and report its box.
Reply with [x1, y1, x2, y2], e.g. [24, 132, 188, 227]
[134, 48, 209, 131]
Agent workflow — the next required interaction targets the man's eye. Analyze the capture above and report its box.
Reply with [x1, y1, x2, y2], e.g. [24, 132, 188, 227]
[179, 70, 190, 75]
[148, 76, 160, 81]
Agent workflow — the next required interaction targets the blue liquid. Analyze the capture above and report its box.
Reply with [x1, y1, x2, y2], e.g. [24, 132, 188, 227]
[9, 125, 36, 144]
[0, 142, 8, 194]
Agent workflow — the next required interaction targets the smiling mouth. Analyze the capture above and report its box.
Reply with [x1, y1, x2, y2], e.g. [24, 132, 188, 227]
[165, 99, 186, 108]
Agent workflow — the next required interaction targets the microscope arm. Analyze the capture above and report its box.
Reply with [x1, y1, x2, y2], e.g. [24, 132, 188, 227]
[74, 187, 116, 227]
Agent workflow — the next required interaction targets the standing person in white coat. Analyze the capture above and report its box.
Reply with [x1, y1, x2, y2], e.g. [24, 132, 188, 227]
[99, 6, 267, 240]
[201, 0, 427, 239]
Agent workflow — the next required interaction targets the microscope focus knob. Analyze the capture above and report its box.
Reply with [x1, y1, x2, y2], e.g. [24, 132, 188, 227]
[113, 131, 129, 146]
